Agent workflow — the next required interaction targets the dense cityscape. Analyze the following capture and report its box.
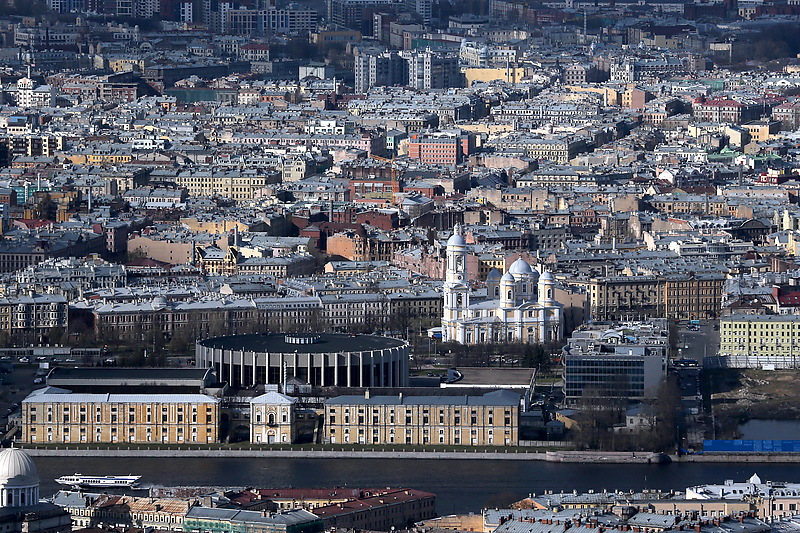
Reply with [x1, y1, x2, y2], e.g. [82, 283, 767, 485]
[0, 0, 800, 530]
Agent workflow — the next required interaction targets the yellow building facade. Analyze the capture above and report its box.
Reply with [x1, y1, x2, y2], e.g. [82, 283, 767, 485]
[250, 391, 297, 444]
[324, 391, 520, 446]
[172, 172, 270, 200]
[465, 67, 528, 86]
[180, 218, 252, 234]
[22, 391, 219, 444]
[719, 314, 800, 367]
[108, 58, 147, 72]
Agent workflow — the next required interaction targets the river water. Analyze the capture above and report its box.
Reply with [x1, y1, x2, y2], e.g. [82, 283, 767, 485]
[33, 457, 799, 514]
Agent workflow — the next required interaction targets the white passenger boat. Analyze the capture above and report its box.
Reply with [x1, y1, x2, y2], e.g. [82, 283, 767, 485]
[55, 474, 141, 488]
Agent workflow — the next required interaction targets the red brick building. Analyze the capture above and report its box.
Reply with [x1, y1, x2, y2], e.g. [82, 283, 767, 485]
[407, 131, 475, 165]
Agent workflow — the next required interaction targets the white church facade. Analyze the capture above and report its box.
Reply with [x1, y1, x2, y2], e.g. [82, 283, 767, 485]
[441, 225, 563, 345]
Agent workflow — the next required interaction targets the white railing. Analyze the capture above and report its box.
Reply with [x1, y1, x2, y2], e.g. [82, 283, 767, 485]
[704, 355, 800, 369]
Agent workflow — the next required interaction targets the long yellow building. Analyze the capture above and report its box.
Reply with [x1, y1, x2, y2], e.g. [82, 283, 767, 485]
[21, 390, 219, 444]
[324, 390, 520, 446]
[718, 314, 800, 368]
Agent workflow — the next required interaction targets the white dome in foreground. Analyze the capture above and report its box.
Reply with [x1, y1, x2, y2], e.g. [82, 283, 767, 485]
[0, 447, 39, 508]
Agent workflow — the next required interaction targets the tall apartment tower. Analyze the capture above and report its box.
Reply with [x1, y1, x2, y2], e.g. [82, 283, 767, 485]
[405, 49, 461, 90]
[354, 50, 408, 94]
[405, 0, 432, 24]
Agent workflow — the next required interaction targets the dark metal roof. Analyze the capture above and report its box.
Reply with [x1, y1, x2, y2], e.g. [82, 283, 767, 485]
[325, 390, 521, 406]
[198, 333, 406, 353]
[47, 367, 211, 381]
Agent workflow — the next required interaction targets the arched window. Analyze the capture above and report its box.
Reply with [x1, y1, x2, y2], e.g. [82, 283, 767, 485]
[494, 287, 499, 297]
[507, 290, 513, 300]
[547, 289, 553, 299]
[268, 413, 276, 425]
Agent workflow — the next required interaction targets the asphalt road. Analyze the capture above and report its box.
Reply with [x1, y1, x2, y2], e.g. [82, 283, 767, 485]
[672, 320, 719, 449]
[0, 363, 42, 432]
[676, 321, 719, 365]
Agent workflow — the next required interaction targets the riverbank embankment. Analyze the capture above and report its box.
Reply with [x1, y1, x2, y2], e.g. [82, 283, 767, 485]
[19, 447, 800, 463]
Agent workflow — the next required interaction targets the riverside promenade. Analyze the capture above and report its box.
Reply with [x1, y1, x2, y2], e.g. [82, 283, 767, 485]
[17, 447, 669, 463]
[19, 446, 800, 463]
[20, 447, 549, 460]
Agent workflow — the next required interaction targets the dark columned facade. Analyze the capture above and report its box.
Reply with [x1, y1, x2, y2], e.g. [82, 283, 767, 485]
[196, 333, 409, 388]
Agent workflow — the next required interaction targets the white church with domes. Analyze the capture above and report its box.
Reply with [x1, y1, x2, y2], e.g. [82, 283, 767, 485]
[441, 225, 563, 345]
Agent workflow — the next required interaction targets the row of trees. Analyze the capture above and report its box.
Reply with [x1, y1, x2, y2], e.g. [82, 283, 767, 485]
[569, 374, 683, 452]
[75, 307, 441, 364]
[436, 341, 558, 370]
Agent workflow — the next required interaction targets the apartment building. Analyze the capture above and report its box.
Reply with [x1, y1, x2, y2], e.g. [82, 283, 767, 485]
[583, 276, 666, 321]
[717, 314, 800, 369]
[313, 488, 436, 529]
[21, 389, 220, 444]
[404, 51, 461, 90]
[407, 131, 474, 166]
[490, 103, 600, 125]
[581, 273, 723, 322]
[128, 232, 219, 265]
[195, 247, 317, 277]
[328, 0, 394, 28]
[171, 169, 272, 200]
[324, 390, 520, 446]
[773, 102, 800, 131]
[90, 295, 324, 340]
[0, 294, 68, 335]
[663, 273, 725, 320]
[55, 492, 192, 530]
[490, 136, 588, 164]
[267, 8, 319, 33]
[184, 507, 321, 533]
[354, 51, 408, 94]
[648, 194, 731, 216]
[692, 98, 763, 124]
[0, 135, 64, 166]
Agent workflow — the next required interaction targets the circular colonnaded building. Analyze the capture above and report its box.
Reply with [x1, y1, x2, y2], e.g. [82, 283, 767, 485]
[0, 447, 39, 508]
[196, 333, 410, 388]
